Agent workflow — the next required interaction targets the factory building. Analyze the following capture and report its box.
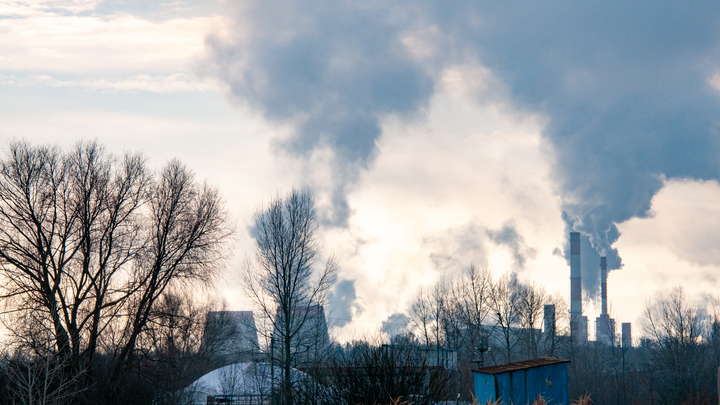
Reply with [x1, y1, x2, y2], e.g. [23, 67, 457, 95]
[568, 232, 632, 347]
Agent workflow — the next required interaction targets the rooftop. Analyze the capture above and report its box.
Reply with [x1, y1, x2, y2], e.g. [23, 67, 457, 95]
[472, 357, 569, 375]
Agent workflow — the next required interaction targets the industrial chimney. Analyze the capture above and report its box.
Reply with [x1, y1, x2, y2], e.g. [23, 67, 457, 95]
[570, 232, 587, 342]
[600, 256, 608, 316]
[595, 256, 615, 344]
[570, 233, 581, 321]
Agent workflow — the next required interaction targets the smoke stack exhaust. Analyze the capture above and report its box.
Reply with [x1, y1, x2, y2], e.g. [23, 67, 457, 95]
[601, 256, 608, 316]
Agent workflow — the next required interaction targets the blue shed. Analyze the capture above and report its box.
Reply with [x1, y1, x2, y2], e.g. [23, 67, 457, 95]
[473, 357, 569, 405]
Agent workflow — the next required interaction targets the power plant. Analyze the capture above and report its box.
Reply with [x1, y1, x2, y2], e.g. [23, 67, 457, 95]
[568, 232, 630, 346]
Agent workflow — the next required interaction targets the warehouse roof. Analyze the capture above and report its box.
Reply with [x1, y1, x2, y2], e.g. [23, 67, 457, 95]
[472, 357, 569, 375]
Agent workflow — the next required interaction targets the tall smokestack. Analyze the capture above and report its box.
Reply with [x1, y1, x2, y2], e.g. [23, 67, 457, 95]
[601, 256, 608, 316]
[570, 232, 582, 324]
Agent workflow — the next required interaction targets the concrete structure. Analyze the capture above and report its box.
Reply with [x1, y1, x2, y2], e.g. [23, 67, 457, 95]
[595, 256, 616, 345]
[595, 315, 615, 345]
[621, 323, 632, 348]
[473, 357, 570, 405]
[188, 362, 320, 405]
[570, 232, 587, 343]
[203, 311, 258, 366]
[272, 304, 330, 365]
[544, 304, 556, 337]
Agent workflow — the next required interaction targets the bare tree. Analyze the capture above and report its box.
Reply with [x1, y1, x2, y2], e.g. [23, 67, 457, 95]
[0, 140, 231, 401]
[450, 264, 491, 354]
[543, 292, 569, 357]
[3, 336, 87, 405]
[320, 333, 452, 405]
[241, 189, 337, 405]
[409, 287, 433, 348]
[516, 281, 547, 359]
[409, 283, 447, 351]
[641, 286, 709, 403]
[489, 273, 521, 363]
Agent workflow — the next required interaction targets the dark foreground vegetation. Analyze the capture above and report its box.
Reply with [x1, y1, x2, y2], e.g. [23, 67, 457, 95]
[0, 141, 717, 405]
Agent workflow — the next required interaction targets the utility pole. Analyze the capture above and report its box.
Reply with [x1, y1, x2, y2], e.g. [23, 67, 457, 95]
[471, 341, 490, 367]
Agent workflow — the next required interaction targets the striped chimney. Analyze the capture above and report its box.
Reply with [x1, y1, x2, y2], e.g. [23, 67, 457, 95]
[600, 256, 608, 316]
[570, 232, 582, 322]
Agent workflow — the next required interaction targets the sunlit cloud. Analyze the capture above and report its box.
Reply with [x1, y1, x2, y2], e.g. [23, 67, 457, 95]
[0, 0, 104, 16]
[0, 73, 217, 93]
[0, 11, 224, 73]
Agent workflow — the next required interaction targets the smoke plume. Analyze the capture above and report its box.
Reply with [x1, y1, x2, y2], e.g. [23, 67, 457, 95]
[328, 279, 364, 327]
[206, 0, 434, 225]
[208, 1, 720, 294]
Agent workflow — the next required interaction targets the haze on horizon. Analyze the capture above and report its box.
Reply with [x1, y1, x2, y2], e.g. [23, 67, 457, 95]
[3, 0, 720, 341]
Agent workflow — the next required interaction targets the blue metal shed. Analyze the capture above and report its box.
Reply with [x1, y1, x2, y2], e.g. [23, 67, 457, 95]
[473, 357, 569, 405]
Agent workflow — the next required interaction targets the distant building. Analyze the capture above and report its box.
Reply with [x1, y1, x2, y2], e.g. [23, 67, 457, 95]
[572, 315, 588, 344]
[621, 322, 632, 348]
[595, 314, 616, 345]
[544, 304, 556, 337]
[203, 311, 259, 366]
[272, 304, 330, 366]
[381, 344, 458, 370]
[473, 357, 569, 405]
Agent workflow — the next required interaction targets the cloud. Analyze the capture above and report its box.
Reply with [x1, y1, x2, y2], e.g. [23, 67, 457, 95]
[619, 179, 720, 269]
[423, 221, 538, 275]
[0, 73, 216, 93]
[205, 0, 434, 225]
[0, 0, 104, 16]
[423, 223, 488, 277]
[0, 11, 222, 73]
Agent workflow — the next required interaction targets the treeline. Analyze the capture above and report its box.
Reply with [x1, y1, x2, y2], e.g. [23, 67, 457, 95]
[570, 286, 720, 405]
[355, 272, 720, 405]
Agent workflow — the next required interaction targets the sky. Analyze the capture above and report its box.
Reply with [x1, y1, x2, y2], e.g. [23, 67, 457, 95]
[3, 0, 720, 342]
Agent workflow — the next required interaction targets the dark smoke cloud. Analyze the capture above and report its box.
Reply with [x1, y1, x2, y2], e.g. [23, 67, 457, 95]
[206, 0, 434, 225]
[328, 279, 364, 327]
[426, 1, 720, 268]
[487, 222, 537, 269]
[381, 312, 409, 337]
[208, 1, 720, 294]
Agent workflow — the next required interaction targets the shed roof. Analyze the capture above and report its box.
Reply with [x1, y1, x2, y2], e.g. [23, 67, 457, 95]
[472, 357, 569, 375]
